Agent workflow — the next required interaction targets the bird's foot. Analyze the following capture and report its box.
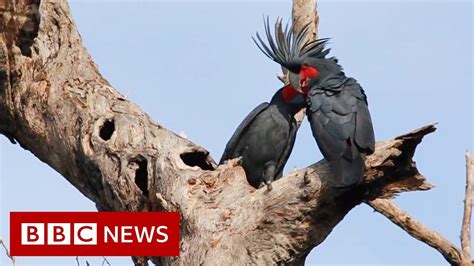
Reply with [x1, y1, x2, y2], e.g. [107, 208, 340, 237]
[265, 181, 273, 191]
[304, 168, 315, 185]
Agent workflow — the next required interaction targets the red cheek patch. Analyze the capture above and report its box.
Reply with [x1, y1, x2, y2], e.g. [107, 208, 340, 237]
[300, 65, 319, 89]
[301, 65, 318, 79]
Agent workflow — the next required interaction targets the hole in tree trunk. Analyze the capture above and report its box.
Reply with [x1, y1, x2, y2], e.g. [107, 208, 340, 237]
[16, 0, 41, 57]
[180, 151, 215, 170]
[99, 120, 115, 141]
[131, 157, 149, 197]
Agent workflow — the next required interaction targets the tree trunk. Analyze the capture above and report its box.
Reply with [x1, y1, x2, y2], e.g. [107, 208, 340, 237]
[0, 0, 435, 265]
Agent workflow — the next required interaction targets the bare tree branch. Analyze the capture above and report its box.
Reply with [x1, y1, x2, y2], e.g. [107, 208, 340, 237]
[367, 199, 464, 265]
[292, 0, 319, 41]
[102, 256, 111, 266]
[0, 236, 16, 266]
[462, 152, 473, 259]
[367, 151, 474, 265]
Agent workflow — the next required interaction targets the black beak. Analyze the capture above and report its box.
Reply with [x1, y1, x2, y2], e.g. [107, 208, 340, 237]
[289, 72, 303, 93]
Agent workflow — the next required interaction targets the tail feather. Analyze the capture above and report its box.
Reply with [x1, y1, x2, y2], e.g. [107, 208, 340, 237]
[328, 155, 364, 188]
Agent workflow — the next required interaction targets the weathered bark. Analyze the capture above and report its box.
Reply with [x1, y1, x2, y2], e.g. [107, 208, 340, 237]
[292, 0, 318, 40]
[0, 0, 440, 265]
[461, 152, 473, 260]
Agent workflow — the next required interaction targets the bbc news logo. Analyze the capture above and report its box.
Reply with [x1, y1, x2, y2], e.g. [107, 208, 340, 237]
[21, 223, 169, 246]
[10, 212, 180, 256]
[21, 223, 98, 245]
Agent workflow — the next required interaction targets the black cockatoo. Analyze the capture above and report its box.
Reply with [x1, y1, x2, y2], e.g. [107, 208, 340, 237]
[220, 86, 305, 189]
[253, 19, 375, 187]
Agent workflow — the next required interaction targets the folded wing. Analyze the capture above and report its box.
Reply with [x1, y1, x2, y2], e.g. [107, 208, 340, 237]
[307, 82, 375, 187]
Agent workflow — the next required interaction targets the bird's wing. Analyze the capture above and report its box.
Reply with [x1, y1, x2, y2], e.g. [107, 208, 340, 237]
[353, 90, 376, 153]
[219, 103, 270, 164]
[307, 82, 375, 186]
[274, 118, 299, 179]
[307, 82, 374, 160]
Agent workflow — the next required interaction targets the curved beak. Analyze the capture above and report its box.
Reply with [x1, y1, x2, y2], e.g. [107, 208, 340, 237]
[288, 72, 303, 93]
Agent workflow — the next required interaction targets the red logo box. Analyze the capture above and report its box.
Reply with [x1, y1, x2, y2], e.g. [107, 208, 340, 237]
[10, 212, 180, 256]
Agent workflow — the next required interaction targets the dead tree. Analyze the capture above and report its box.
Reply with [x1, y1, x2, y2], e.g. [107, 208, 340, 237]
[0, 0, 471, 265]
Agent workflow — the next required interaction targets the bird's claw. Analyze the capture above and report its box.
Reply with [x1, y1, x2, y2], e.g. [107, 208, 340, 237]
[304, 169, 316, 185]
[266, 181, 273, 191]
[304, 171, 311, 184]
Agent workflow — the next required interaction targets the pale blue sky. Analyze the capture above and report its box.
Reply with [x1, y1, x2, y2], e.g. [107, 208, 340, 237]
[1, 1, 472, 265]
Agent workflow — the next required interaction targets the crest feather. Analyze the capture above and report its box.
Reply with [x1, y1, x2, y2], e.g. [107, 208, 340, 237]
[253, 17, 331, 68]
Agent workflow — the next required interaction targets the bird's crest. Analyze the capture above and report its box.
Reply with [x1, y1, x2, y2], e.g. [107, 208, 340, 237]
[253, 17, 331, 69]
